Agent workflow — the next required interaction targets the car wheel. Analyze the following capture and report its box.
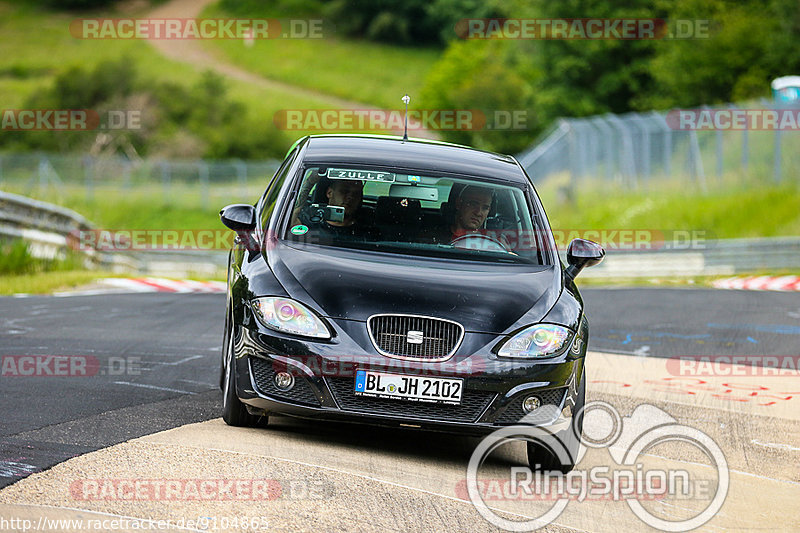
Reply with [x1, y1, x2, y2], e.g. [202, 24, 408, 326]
[222, 311, 263, 427]
[527, 368, 585, 474]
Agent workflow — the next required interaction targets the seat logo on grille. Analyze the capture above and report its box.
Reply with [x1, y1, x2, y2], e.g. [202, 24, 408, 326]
[406, 330, 424, 344]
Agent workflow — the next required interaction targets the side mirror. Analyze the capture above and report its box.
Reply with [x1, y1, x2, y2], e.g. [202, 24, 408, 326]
[220, 204, 256, 231]
[565, 238, 605, 281]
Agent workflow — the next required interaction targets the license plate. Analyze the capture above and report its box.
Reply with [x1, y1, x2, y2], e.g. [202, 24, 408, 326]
[354, 370, 462, 405]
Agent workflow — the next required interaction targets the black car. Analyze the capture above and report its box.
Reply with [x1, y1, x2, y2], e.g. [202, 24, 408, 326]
[219, 134, 604, 471]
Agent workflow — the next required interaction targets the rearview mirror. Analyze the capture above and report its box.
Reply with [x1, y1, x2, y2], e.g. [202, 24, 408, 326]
[220, 204, 256, 231]
[389, 184, 438, 201]
[565, 239, 605, 281]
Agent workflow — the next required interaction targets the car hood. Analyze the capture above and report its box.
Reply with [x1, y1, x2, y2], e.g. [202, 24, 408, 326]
[267, 242, 561, 334]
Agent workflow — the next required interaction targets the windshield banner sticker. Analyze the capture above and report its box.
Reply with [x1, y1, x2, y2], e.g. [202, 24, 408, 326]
[327, 168, 396, 182]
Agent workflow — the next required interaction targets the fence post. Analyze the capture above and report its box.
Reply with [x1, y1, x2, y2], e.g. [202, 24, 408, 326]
[160, 161, 170, 201]
[235, 160, 247, 198]
[567, 122, 578, 189]
[606, 114, 636, 187]
[83, 155, 94, 201]
[38, 155, 47, 193]
[199, 162, 209, 209]
[122, 159, 131, 190]
[715, 127, 723, 180]
[773, 128, 782, 183]
[594, 117, 614, 182]
[633, 115, 652, 183]
[734, 103, 749, 173]
[688, 130, 707, 193]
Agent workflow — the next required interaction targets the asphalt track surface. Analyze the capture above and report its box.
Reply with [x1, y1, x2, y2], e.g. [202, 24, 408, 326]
[0, 288, 798, 531]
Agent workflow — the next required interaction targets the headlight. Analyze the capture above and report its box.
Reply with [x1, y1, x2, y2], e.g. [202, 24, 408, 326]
[497, 324, 572, 358]
[250, 297, 331, 339]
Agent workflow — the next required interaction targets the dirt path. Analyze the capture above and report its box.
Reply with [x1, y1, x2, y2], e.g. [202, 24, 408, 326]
[144, 0, 377, 110]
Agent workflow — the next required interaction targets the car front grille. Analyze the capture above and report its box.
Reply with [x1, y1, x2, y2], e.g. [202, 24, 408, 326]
[326, 377, 495, 423]
[249, 356, 321, 407]
[367, 314, 464, 361]
[494, 388, 567, 425]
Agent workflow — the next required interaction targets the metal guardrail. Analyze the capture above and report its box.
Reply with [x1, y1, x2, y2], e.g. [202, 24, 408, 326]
[565, 237, 800, 279]
[0, 191, 226, 277]
[0, 190, 93, 235]
[0, 190, 95, 262]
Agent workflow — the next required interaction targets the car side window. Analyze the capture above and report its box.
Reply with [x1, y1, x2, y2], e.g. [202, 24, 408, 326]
[260, 149, 298, 230]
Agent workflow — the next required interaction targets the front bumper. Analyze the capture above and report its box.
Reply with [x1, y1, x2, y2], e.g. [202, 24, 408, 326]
[231, 323, 585, 436]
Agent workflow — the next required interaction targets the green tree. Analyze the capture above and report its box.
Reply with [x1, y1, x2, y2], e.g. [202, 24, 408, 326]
[420, 39, 536, 153]
[642, 0, 800, 108]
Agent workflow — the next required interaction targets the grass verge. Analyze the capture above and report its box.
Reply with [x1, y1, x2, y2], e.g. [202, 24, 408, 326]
[199, 2, 440, 109]
[536, 175, 800, 240]
[0, 270, 120, 295]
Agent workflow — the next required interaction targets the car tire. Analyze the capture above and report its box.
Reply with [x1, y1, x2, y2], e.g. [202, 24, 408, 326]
[527, 367, 585, 474]
[222, 311, 263, 427]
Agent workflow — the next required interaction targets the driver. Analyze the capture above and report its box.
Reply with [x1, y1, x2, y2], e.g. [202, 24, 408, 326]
[424, 185, 494, 244]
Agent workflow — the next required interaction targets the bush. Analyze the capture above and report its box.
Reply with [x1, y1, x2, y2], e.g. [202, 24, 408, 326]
[219, 0, 323, 17]
[0, 240, 84, 275]
[220, 0, 504, 45]
[0, 59, 287, 159]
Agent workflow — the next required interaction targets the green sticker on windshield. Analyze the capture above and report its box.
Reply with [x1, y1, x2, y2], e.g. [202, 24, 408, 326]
[290, 224, 309, 235]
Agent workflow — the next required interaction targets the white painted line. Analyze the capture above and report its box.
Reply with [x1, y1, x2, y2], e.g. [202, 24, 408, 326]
[141, 277, 193, 292]
[178, 378, 216, 386]
[104, 278, 160, 292]
[766, 275, 799, 291]
[160, 355, 203, 366]
[713, 275, 800, 291]
[112, 381, 196, 394]
[751, 439, 800, 452]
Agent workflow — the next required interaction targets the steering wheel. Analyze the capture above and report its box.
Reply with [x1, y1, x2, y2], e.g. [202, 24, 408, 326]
[449, 233, 511, 253]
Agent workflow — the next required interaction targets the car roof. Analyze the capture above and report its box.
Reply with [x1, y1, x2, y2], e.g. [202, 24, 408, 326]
[298, 134, 528, 184]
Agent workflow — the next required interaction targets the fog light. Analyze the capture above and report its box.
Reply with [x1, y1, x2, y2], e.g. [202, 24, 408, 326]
[274, 371, 294, 391]
[522, 395, 541, 413]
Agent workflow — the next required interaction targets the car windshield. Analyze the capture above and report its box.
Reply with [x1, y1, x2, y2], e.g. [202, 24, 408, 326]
[282, 165, 550, 265]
